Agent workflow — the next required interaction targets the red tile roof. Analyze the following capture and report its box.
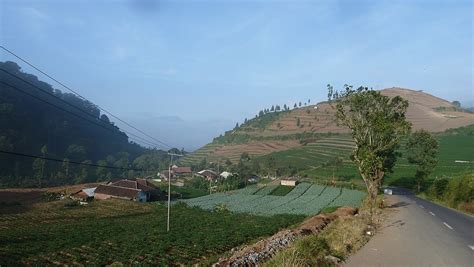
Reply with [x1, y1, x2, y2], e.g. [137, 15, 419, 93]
[95, 185, 141, 199]
[110, 179, 158, 192]
[172, 166, 192, 174]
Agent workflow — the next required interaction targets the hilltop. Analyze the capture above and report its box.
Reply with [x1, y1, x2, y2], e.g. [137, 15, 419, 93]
[180, 88, 474, 166]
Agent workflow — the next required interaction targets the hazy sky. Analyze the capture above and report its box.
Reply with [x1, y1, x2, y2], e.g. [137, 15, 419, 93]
[1, 0, 472, 150]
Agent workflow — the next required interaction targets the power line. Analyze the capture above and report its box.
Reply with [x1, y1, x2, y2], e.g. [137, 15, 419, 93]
[0, 68, 166, 149]
[0, 149, 152, 172]
[0, 45, 174, 149]
[0, 80, 161, 148]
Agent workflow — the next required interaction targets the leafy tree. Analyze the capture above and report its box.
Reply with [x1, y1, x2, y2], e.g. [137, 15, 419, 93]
[452, 101, 461, 108]
[276, 105, 281, 111]
[235, 122, 239, 129]
[266, 155, 277, 177]
[296, 118, 301, 127]
[328, 84, 411, 219]
[329, 156, 343, 179]
[240, 152, 250, 161]
[294, 103, 297, 108]
[271, 105, 275, 112]
[406, 130, 439, 192]
[259, 110, 264, 117]
[198, 158, 207, 171]
[299, 102, 302, 107]
[251, 160, 261, 174]
[283, 104, 287, 110]
[308, 99, 311, 103]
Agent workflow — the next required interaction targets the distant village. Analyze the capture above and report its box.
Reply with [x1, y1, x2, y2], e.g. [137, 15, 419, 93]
[71, 165, 298, 203]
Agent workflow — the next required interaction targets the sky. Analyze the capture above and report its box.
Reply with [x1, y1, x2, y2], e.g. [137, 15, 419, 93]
[1, 0, 472, 151]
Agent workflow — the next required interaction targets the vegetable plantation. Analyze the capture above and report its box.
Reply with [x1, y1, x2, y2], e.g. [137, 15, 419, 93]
[182, 182, 366, 216]
[0, 199, 302, 266]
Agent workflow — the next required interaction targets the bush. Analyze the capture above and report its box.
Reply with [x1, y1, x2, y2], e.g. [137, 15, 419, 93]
[264, 236, 334, 267]
[63, 199, 79, 208]
[42, 192, 61, 202]
[213, 203, 229, 213]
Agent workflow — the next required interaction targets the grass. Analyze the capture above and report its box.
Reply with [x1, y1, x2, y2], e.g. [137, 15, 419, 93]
[263, 196, 384, 267]
[271, 185, 294, 196]
[0, 199, 303, 266]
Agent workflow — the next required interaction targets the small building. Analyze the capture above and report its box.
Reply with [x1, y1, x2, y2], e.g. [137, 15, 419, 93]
[95, 185, 147, 202]
[160, 170, 174, 180]
[220, 171, 233, 179]
[95, 178, 163, 202]
[70, 187, 96, 202]
[172, 166, 192, 176]
[197, 170, 218, 180]
[281, 178, 298, 187]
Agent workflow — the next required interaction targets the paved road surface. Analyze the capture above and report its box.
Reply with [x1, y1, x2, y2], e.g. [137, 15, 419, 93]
[345, 188, 473, 267]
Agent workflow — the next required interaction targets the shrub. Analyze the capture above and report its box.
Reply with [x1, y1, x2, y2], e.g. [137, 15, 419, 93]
[63, 199, 79, 208]
[42, 192, 61, 202]
[214, 203, 229, 213]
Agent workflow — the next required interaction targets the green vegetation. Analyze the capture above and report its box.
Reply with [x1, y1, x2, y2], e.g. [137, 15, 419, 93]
[406, 130, 439, 192]
[0, 199, 302, 266]
[271, 185, 294, 196]
[0, 61, 175, 188]
[264, 236, 335, 266]
[182, 183, 366, 216]
[421, 173, 474, 214]
[328, 85, 411, 218]
[252, 125, 473, 190]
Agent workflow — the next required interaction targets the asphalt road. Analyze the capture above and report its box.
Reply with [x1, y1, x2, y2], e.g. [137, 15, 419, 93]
[345, 189, 474, 267]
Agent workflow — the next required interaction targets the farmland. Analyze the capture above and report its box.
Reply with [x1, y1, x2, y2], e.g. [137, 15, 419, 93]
[0, 198, 302, 266]
[182, 182, 366, 216]
[255, 127, 474, 186]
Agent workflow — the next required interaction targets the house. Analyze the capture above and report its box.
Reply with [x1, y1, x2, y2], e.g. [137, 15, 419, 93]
[95, 178, 163, 202]
[70, 187, 96, 202]
[160, 170, 173, 180]
[281, 178, 298, 187]
[197, 170, 218, 180]
[172, 166, 192, 176]
[220, 171, 233, 179]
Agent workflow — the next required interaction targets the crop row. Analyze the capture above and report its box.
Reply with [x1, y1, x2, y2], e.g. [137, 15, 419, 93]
[181, 183, 366, 216]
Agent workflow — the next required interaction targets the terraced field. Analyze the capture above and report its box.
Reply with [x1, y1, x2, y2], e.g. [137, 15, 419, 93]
[182, 182, 366, 216]
[260, 132, 474, 185]
[256, 135, 354, 170]
[180, 140, 300, 165]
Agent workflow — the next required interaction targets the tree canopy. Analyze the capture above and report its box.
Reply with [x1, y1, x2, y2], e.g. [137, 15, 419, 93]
[328, 84, 411, 217]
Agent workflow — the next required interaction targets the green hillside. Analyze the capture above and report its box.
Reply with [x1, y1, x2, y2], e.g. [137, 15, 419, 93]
[254, 125, 474, 186]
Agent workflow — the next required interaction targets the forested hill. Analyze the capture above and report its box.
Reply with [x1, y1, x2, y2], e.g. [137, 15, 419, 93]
[0, 61, 169, 188]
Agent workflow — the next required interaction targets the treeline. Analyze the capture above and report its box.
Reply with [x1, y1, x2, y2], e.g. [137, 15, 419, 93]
[0, 61, 173, 188]
[423, 173, 473, 214]
[232, 99, 313, 131]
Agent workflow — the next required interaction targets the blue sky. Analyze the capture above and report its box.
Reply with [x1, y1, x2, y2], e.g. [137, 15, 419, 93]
[1, 0, 472, 150]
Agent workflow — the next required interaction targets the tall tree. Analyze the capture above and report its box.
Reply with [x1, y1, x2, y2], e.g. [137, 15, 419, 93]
[328, 84, 411, 219]
[406, 130, 438, 192]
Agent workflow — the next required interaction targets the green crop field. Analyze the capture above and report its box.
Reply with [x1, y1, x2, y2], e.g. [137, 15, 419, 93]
[256, 127, 474, 186]
[182, 182, 366, 216]
[0, 199, 302, 266]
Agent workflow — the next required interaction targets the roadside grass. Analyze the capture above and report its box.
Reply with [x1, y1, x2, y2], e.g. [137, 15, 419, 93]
[417, 172, 474, 215]
[263, 196, 385, 266]
[0, 199, 303, 266]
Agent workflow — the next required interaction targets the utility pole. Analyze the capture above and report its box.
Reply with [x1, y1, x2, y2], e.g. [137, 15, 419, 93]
[167, 152, 182, 232]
